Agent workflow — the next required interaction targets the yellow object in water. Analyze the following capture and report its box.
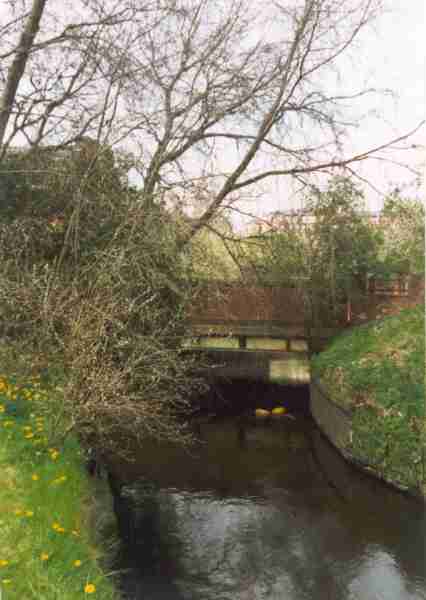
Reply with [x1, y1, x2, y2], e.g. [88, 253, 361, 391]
[271, 406, 287, 416]
[255, 408, 271, 418]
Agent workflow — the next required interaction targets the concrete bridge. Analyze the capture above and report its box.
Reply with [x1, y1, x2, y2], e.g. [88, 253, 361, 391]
[187, 320, 344, 386]
[187, 321, 311, 386]
[186, 284, 338, 386]
[186, 278, 423, 386]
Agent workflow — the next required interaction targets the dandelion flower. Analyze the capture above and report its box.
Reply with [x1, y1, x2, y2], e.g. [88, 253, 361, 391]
[24, 432, 34, 439]
[40, 553, 49, 561]
[73, 560, 82, 567]
[14, 509, 23, 516]
[25, 510, 34, 517]
[84, 583, 96, 594]
[31, 474, 39, 481]
[0, 559, 9, 567]
[0, 405, 5, 413]
[51, 475, 67, 485]
[52, 522, 61, 531]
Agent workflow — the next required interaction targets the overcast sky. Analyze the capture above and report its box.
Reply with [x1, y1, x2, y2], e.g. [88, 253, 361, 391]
[238, 0, 425, 225]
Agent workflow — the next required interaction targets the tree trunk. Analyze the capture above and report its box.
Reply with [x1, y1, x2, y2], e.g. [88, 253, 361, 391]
[0, 0, 48, 151]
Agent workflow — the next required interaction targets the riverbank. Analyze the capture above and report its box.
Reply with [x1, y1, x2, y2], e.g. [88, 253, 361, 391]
[0, 348, 121, 599]
[311, 304, 425, 499]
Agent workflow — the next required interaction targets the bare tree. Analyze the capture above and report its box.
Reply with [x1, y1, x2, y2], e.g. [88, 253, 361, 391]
[0, 0, 157, 160]
[110, 0, 423, 238]
[1, 0, 423, 233]
[0, 0, 47, 148]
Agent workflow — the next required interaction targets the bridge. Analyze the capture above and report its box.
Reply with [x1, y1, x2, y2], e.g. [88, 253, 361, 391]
[187, 321, 311, 385]
[186, 284, 338, 386]
[186, 278, 423, 386]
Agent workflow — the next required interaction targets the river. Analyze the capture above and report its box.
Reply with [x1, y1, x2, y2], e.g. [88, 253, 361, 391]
[109, 386, 426, 600]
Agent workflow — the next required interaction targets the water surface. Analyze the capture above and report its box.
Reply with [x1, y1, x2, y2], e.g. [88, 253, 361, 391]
[112, 416, 426, 600]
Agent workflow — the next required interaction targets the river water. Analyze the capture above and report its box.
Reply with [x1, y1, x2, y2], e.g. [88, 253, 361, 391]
[111, 392, 426, 600]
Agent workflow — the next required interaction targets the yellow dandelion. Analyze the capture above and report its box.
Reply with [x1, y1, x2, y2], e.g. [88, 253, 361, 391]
[31, 474, 39, 481]
[40, 552, 49, 561]
[51, 475, 67, 485]
[0, 559, 9, 567]
[52, 522, 61, 531]
[22, 425, 32, 431]
[57, 527, 65, 533]
[73, 559, 82, 567]
[24, 432, 34, 439]
[84, 583, 96, 594]
[25, 510, 34, 517]
[14, 509, 23, 516]
[50, 451, 59, 460]
[71, 530, 80, 537]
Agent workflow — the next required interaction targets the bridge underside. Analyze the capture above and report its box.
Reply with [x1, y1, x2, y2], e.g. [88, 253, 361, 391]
[194, 348, 310, 386]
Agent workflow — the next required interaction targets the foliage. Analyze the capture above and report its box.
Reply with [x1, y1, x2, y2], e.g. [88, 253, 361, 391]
[242, 217, 309, 286]
[0, 143, 208, 457]
[375, 191, 425, 276]
[312, 305, 425, 492]
[189, 217, 241, 282]
[61, 208, 208, 456]
[305, 176, 381, 317]
[0, 370, 120, 599]
[244, 176, 382, 328]
[0, 142, 127, 266]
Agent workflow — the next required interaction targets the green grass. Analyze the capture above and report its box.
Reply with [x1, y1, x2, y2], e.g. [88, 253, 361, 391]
[311, 305, 425, 494]
[0, 367, 121, 599]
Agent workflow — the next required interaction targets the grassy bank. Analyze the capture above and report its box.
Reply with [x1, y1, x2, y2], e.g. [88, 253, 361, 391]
[0, 357, 121, 599]
[311, 305, 425, 496]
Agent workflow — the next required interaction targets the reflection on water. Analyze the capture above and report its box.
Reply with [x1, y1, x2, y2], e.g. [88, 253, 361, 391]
[111, 416, 426, 600]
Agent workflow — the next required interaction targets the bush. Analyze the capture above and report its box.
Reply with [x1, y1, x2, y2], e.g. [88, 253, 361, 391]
[0, 144, 208, 458]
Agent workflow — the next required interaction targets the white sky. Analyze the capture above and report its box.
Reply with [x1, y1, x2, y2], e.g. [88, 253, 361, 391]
[238, 0, 425, 225]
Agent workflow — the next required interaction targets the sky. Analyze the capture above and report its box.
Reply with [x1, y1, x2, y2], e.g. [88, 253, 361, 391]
[239, 0, 425, 224]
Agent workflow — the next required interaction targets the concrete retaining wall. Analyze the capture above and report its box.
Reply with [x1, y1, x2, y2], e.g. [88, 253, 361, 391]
[310, 378, 424, 500]
[310, 378, 353, 452]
